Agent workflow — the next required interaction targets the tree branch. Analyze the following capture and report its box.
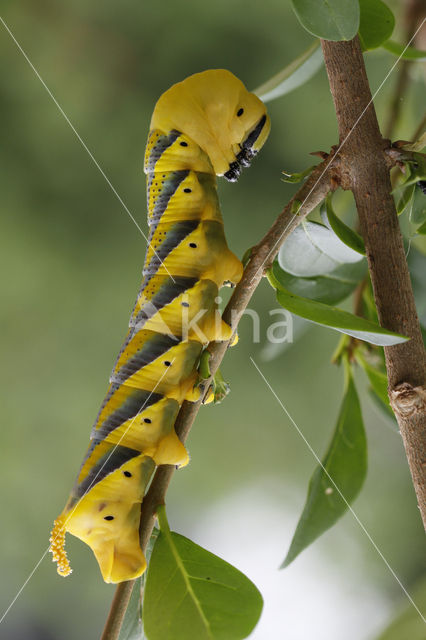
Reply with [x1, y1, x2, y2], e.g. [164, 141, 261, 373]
[100, 156, 336, 640]
[100, 581, 134, 640]
[321, 37, 426, 527]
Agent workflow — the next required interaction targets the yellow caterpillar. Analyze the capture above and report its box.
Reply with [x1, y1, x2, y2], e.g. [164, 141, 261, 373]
[50, 69, 270, 583]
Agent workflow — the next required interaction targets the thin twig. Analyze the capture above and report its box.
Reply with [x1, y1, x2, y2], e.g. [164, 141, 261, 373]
[101, 581, 135, 640]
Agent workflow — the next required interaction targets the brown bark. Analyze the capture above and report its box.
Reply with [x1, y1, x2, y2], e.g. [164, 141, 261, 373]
[100, 582, 134, 640]
[321, 37, 426, 527]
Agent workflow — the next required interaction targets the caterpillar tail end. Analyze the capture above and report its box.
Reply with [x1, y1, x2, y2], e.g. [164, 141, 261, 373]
[91, 538, 147, 584]
[49, 515, 72, 577]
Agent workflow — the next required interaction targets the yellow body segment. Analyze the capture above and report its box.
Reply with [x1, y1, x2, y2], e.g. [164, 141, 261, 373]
[65, 456, 155, 583]
[144, 220, 243, 286]
[130, 278, 233, 344]
[50, 69, 269, 584]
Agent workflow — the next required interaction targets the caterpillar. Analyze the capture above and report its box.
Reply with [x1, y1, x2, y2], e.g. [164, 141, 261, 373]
[50, 69, 270, 584]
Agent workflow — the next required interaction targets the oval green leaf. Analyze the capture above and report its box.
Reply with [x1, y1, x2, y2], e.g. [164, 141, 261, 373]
[410, 187, 426, 226]
[272, 260, 365, 305]
[253, 41, 323, 103]
[382, 40, 426, 61]
[268, 270, 408, 346]
[143, 511, 263, 640]
[282, 360, 367, 567]
[354, 349, 396, 421]
[278, 220, 364, 278]
[358, 0, 395, 50]
[376, 577, 426, 640]
[322, 199, 366, 255]
[416, 220, 426, 235]
[396, 183, 415, 216]
[291, 0, 359, 41]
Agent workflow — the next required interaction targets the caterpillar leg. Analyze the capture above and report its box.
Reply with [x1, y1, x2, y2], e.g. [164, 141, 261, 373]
[203, 368, 231, 405]
[197, 351, 230, 404]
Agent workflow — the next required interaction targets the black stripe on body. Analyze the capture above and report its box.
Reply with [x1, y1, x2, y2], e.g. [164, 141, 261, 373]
[146, 130, 180, 173]
[73, 443, 141, 499]
[91, 384, 164, 440]
[144, 219, 199, 278]
[113, 333, 179, 384]
[147, 171, 189, 239]
[130, 276, 198, 330]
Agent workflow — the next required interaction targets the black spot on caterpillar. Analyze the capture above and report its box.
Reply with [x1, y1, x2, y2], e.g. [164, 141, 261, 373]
[50, 69, 270, 584]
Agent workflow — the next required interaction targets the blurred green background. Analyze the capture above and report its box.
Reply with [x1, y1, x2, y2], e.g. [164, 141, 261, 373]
[1, 2, 425, 639]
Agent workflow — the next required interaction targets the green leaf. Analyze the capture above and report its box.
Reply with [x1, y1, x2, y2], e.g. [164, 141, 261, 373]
[398, 153, 426, 188]
[281, 164, 317, 184]
[272, 260, 365, 305]
[354, 349, 396, 421]
[278, 220, 364, 278]
[401, 131, 426, 152]
[358, 0, 395, 50]
[253, 41, 323, 103]
[376, 576, 426, 640]
[282, 359, 367, 567]
[410, 187, 426, 226]
[143, 507, 263, 640]
[392, 157, 426, 217]
[139, 529, 161, 639]
[382, 40, 426, 60]
[267, 270, 408, 346]
[416, 220, 426, 235]
[118, 578, 143, 640]
[396, 182, 415, 215]
[322, 197, 366, 255]
[402, 131, 426, 152]
[290, 0, 359, 41]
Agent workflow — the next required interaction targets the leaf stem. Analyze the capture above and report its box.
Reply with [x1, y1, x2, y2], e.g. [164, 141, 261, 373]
[156, 504, 169, 534]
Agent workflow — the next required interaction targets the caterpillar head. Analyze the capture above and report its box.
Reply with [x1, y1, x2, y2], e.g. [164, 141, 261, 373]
[150, 69, 270, 181]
